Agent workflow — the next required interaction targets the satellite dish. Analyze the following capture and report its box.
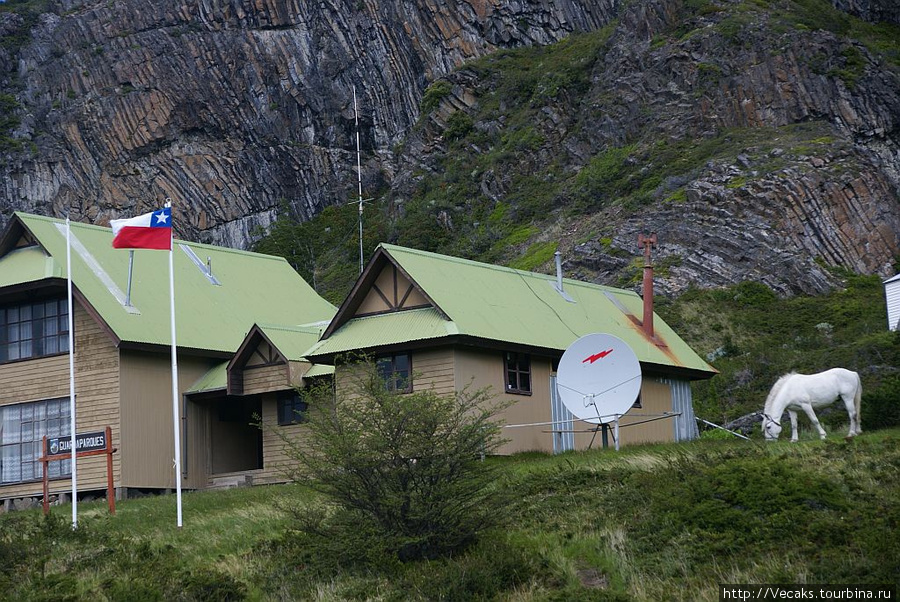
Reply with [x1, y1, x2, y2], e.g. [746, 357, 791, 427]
[557, 333, 642, 424]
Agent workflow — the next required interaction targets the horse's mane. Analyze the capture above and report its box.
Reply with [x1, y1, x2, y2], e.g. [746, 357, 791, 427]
[763, 371, 797, 414]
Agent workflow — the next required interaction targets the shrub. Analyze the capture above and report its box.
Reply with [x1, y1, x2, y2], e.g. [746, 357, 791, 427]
[421, 80, 452, 113]
[444, 111, 474, 141]
[275, 359, 512, 562]
[861, 375, 900, 430]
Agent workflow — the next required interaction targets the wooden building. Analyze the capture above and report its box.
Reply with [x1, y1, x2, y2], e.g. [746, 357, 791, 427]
[0, 212, 718, 504]
[0, 213, 335, 504]
[305, 244, 717, 454]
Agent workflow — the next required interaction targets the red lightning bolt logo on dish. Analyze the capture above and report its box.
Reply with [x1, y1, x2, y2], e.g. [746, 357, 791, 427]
[582, 349, 614, 364]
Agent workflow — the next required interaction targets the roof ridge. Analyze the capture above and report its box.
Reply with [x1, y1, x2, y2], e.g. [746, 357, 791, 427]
[257, 323, 323, 334]
[380, 243, 635, 295]
[16, 211, 285, 262]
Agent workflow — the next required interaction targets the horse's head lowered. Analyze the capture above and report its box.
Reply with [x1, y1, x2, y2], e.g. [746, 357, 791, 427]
[761, 413, 782, 440]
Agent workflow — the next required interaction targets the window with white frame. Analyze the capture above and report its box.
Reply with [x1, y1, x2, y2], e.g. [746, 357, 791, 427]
[0, 298, 69, 363]
[0, 398, 71, 484]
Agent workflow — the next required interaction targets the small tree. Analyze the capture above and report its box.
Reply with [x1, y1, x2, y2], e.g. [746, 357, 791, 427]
[279, 359, 510, 562]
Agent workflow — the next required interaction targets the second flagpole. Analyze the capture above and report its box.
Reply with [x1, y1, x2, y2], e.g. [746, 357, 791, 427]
[166, 200, 183, 527]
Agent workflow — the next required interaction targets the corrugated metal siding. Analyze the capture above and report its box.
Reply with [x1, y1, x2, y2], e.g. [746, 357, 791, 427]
[660, 377, 699, 441]
[120, 351, 211, 489]
[886, 278, 900, 331]
[549, 375, 574, 453]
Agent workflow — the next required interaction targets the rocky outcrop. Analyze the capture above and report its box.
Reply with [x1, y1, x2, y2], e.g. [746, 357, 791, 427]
[832, 0, 900, 25]
[0, 0, 618, 246]
[0, 0, 898, 298]
[394, 0, 900, 296]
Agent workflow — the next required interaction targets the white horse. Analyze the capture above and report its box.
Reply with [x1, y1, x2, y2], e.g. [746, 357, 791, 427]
[761, 368, 862, 441]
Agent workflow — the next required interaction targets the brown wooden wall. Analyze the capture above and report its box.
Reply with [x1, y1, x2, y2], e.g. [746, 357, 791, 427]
[242, 364, 289, 396]
[412, 347, 455, 396]
[454, 347, 555, 455]
[356, 263, 429, 315]
[617, 378, 675, 445]
[119, 350, 214, 490]
[570, 376, 675, 450]
[0, 304, 121, 500]
[256, 392, 306, 485]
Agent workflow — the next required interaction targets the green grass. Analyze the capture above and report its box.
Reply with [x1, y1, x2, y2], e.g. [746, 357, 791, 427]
[657, 274, 900, 424]
[5, 430, 899, 600]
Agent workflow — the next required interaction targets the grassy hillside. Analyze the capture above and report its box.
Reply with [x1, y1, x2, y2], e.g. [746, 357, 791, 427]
[656, 273, 900, 426]
[251, 0, 900, 430]
[3, 431, 898, 600]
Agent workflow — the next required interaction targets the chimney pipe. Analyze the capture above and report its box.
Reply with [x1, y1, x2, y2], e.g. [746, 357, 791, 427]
[638, 233, 657, 338]
[554, 251, 563, 293]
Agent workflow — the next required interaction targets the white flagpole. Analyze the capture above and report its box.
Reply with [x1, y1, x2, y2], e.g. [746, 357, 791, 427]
[66, 217, 78, 528]
[166, 201, 183, 527]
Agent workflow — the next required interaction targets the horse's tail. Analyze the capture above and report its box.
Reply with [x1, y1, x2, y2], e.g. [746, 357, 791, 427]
[854, 371, 863, 433]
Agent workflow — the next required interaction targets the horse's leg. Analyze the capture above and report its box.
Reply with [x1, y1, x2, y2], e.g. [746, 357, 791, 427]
[800, 403, 827, 439]
[789, 410, 799, 442]
[842, 393, 859, 437]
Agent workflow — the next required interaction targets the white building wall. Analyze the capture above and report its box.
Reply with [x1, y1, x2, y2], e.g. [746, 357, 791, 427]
[886, 275, 900, 331]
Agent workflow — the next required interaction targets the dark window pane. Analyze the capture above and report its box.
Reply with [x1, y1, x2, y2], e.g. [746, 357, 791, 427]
[518, 355, 530, 372]
[376, 357, 392, 380]
[520, 373, 530, 392]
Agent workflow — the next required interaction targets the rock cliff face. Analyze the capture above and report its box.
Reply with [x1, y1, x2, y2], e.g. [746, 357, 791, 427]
[0, 0, 898, 297]
[391, 0, 900, 295]
[570, 0, 900, 295]
[0, 0, 617, 246]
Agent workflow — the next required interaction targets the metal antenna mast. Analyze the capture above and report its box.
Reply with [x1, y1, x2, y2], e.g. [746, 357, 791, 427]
[354, 86, 364, 274]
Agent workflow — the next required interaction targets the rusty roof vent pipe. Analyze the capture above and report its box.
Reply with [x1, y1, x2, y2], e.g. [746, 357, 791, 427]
[638, 232, 657, 338]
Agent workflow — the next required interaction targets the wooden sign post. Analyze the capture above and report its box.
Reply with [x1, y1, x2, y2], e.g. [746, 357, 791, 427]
[40, 426, 117, 515]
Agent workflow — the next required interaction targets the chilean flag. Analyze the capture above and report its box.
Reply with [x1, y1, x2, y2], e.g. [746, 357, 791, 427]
[111, 207, 172, 250]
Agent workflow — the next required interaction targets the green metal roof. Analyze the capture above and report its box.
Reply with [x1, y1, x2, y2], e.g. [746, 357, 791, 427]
[186, 361, 228, 394]
[303, 364, 335, 378]
[4, 213, 336, 353]
[306, 307, 457, 357]
[308, 244, 716, 378]
[0, 246, 62, 288]
[186, 324, 332, 396]
[256, 323, 328, 362]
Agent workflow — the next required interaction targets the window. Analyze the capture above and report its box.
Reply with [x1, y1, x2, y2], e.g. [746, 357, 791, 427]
[0, 299, 69, 363]
[376, 353, 412, 393]
[277, 391, 308, 426]
[504, 352, 531, 395]
[0, 398, 71, 484]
